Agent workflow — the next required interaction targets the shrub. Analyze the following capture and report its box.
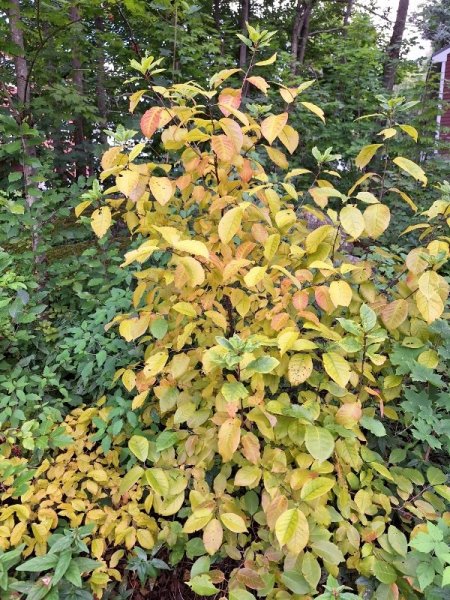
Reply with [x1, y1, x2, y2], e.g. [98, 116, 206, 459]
[4, 25, 449, 600]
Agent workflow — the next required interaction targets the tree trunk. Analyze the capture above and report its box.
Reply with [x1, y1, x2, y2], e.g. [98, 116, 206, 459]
[8, 0, 38, 219]
[298, 2, 313, 65]
[239, 0, 250, 68]
[382, 0, 410, 91]
[214, 0, 220, 29]
[291, 0, 306, 74]
[8, 0, 30, 108]
[69, 3, 87, 175]
[343, 0, 353, 28]
[95, 16, 108, 145]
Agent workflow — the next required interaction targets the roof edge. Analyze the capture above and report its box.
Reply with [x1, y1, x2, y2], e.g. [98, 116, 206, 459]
[432, 44, 450, 63]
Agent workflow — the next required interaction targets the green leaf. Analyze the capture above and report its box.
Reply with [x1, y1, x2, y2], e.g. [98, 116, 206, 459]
[245, 356, 279, 374]
[52, 550, 73, 585]
[221, 382, 249, 402]
[387, 526, 407, 557]
[190, 556, 210, 578]
[442, 566, 450, 587]
[373, 559, 397, 584]
[230, 591, 256, 600]
[311, 540, 344, 565]
[128, 435, 149, 462]
[187, 574, 218, 596]
[16, 554, 59, 572]
[150, 318, 168, 339]
[360, 304, 377, 332]
[360, 415, 386, 437]
[280, 571, 310, 594]
[155, 430, 179, 452]
[119, 465, 144, 494]
[304, 426, 335, 463]
[416, 561, 435, 590]
[302, 552, 321, 589]
[300, 477, 334, 501]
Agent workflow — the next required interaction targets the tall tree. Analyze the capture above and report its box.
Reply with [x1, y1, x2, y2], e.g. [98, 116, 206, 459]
[7, 0, 38, 218]
[383, 0, 410, 91]
[298, 0, 313, 65]
[239, 0, 250, 67]
[69, 2, 88, 175]
[291, 0, 306, 73]
[95, 15, 108, 145]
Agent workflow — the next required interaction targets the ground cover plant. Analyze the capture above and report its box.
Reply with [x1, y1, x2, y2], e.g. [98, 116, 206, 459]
[1, 23, 449, 600]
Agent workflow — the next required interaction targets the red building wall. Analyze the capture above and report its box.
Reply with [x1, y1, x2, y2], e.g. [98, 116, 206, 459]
[441, 57, 450, 141]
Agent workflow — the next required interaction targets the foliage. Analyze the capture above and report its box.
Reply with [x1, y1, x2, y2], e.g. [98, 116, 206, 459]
[49, 27, 449, 598]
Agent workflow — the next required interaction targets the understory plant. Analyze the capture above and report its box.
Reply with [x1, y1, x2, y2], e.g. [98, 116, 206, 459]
[77, 25, 450, 598]
[1, 24, 449, 600]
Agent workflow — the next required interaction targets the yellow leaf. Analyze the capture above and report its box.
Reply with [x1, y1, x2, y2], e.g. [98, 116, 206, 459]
[264, 233, 280, 261]
[218, 206, 243, 244]
[136, 529, 155, 549]
[261, 112, 289, 145]
[275, 508, 309, 554]
[218, 417, 241, 461]
[172, 302, 197, 317]
[143, 351, 169, 378]
[129, 89, 146, 113]
[300, 477, 335, 501]
[175, 256, 205, 287]
[91, 207, 112, 239]
[101, 146, 123, 170]
[119, 313, 152, 342]
[132, 391, 149, 410]
[288, 354, 313, 385]
[183, 507, 214, 533]
[285, 168, 311, 179]
[203, 519, 223, 555]
[174, 239, 209, 259]
[75, 200, 91, 217]
[150, 176, 173, 205]
[389, 187, 417, 212]
[355, 191, 379, 204]
[378, 127, 397, 139]
[329, 281, 352, 307]
[265, 145, 289, 169]
[335, 402, 362, 428]
[416, 290, 443, 323]
[363, 204, 390, 239]
[210, 68, 242, 88]
[279, 125, 299, 154]
[278, 329, 299, 355]
[141, 106, 173, 137]
[393, 157, 427, 186]
[381, 299, 409, 330]
[355, 144, 383, 169]
[117, 171, 145, 201]
[219, 118, 244, 152]
[122, 369, 136, 392]
[244, 266, 267, 287]
[418, 270, 443, 299]
[305, 224, 333, 253]
[340, 205, 365, 239]
[255, 52, 277, 66]
[323, 352, 351, 388]
[220, 512, 247, 533]
[300, 101, 325, 123]
[247, 76, 270, 94]
[91, 539, 105, 559]
[212, 134, 236, 162]
[399, 124, 418, 142]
